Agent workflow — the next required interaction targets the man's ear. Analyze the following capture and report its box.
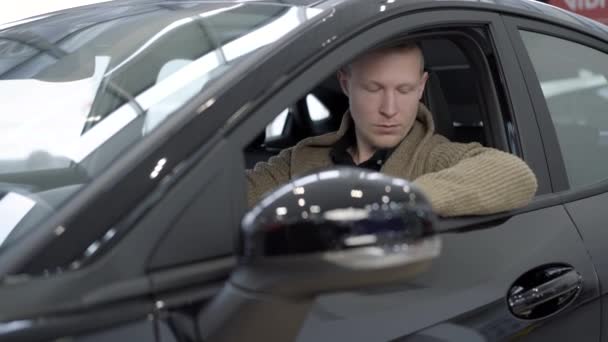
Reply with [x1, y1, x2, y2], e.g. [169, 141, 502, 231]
[417, 71, 429, 99]
[337, 69, 350, 97]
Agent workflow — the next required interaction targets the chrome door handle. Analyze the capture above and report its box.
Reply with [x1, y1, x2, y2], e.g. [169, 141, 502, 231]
[508, 269, 582, 318]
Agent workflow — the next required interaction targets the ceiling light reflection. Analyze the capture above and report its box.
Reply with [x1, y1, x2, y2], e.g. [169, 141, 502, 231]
[198, 98, 216, 112]
[324, 207, 369, 221]
[54, 226, 66, 236]
[103, 228, 116, 241]
[366, 172, 383, 180]
[199, 4, 243, 18]
[85, 116, 102, 123]
[0, 320, 33, 334]
[319, 170, 340, 179]
[344, 234, 378, 247]
[392, 179, 407, 186]
[363, 247, 386, 257]
[305, 7, 323, 19]
[84, 241, 100, 257]
[150, 158, 167, 179]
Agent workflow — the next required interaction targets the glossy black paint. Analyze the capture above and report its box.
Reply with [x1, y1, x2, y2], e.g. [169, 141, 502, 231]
[293, 205, 599, 341]
[242, 167, 436, 257]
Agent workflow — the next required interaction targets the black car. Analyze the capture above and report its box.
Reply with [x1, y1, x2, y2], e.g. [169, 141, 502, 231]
[0, 0, 607, 341]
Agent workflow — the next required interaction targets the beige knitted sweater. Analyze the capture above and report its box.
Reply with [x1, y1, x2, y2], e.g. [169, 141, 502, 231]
[246, 104, 538, 217]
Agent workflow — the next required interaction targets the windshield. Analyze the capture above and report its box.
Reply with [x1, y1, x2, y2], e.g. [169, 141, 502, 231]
[0, 2, 322, 252]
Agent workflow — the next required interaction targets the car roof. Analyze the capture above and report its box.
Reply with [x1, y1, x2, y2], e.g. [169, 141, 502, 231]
[1, 0, 605, 48]
[310, 0, 608, 38]
[3, 0, 607, 35]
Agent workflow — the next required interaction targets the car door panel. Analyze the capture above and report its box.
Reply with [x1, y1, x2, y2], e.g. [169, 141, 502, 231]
[183, 8, 600, 342]
[68, 319, 158, 342]
[0, 303, 156, 342]
[503, 15, 608, 342]
[564, 194, 608, 296]
[565, 195, 608, 342]
[401, 300, 600, 342]
[295, 206, 599, 341]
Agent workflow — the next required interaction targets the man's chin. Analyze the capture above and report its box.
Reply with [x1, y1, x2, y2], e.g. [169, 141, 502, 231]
[372, 138, 402, 150]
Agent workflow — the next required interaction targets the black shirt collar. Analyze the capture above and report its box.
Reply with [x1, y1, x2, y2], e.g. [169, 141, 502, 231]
[329, 126, 394, 171]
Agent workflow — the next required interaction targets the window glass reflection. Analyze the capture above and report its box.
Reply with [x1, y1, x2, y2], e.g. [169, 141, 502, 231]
[520, 30, 608, 188]
[0, 3, 323, 266]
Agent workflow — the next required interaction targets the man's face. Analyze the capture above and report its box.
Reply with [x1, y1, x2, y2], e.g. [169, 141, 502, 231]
[338, 48, 428, 152]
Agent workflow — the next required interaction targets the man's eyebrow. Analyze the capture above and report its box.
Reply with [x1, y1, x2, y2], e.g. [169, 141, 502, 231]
[358, 80, 382, 87]
[362, 80, 416, 86]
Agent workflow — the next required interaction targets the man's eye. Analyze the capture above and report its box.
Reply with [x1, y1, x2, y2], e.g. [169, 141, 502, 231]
[364, 85, 381, 92]
[398, 87, 414, 94]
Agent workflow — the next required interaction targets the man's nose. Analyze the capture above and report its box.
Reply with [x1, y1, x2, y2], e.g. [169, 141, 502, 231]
[379, 90, 398, 117]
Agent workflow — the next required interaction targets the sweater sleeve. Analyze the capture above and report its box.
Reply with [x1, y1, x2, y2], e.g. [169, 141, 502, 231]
[413, 139, 538, 217]
[246, 148, 293, 208]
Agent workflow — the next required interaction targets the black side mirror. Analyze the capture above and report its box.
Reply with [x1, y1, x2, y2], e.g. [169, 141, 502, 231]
[236, 166, 441, 295]
[199, 167, 441, 341]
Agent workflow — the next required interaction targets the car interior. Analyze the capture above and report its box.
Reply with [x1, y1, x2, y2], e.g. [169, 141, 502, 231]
[244, 30, 508, 169]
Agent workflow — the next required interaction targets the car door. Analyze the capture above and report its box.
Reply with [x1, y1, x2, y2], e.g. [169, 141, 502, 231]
[503, 15, 608, 342]
[185, 4, 601, 341]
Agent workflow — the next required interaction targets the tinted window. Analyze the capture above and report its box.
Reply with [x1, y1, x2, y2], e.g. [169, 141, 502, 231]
[520, 30, 608, 188]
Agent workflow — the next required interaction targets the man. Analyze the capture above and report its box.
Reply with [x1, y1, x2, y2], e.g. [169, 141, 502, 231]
[246, 42, 537, 217]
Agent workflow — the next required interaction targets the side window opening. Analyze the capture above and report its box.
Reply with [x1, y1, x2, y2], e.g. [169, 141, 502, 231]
[420, 36, 503, 148]
[244, 32, 508, 172]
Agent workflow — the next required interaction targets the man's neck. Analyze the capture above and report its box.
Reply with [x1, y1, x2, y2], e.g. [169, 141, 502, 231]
[349, 131, 380, 164]
[348, 143, 376, 165]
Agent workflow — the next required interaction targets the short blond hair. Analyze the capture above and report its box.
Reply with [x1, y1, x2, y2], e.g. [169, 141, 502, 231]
[342, 41, 425, 75]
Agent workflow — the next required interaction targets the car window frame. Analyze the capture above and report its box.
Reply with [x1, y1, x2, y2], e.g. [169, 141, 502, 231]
[504, 15, 608, 200]
[231, 10, 521, 150]
[227, 7, 553, 238]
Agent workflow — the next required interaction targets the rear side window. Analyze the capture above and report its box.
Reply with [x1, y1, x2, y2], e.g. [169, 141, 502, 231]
[520, 30, 608, 188]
